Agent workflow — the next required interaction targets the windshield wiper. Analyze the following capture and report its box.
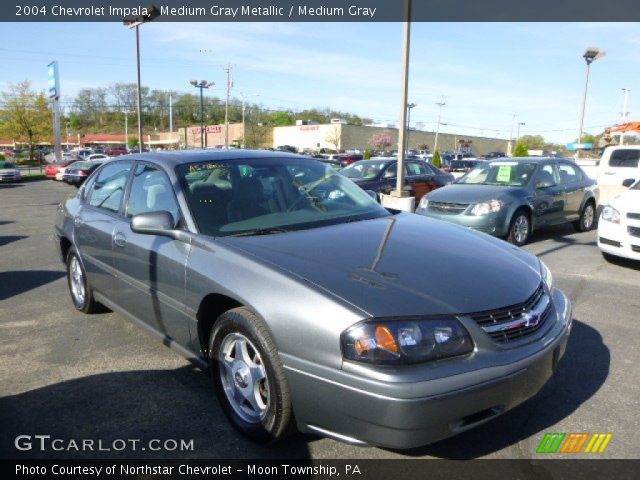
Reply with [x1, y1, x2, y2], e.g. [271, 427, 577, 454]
[229, 227, 289, 237]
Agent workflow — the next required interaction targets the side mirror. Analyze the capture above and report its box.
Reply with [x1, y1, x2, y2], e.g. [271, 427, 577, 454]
[536, 181, 554, 189]
[622, 178, 636, 188]
[364, 190, 378, 201]
[131, 211, 177, 237]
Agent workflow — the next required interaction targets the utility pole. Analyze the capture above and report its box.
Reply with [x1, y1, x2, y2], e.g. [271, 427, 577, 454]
[394, 0, 411, 199]
[620, 87, 630, 145]
[433, 96, 445, 153]
[224, 63, 232, 148]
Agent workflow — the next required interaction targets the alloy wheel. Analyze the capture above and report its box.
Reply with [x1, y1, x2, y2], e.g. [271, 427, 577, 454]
[218, 333, 270, 424]
[583, 204, 595, 229]
[513, 215, 529, 244]
[69, 256, 86, 306]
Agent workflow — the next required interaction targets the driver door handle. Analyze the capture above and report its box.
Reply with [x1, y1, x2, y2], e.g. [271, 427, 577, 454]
[113, 232, 127, 248]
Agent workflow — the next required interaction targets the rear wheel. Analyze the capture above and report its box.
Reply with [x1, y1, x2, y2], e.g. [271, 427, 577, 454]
[66, 247, 102, 313]
[507, 210, 531, 246]
[209, 307, 294, 443]
[573, 201, 596, 232]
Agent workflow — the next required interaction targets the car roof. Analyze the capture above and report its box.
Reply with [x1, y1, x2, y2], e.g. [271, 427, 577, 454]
[113, 149, 308, 168]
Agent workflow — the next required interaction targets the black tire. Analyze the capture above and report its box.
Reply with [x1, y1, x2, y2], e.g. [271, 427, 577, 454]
[601, 252, 618, 263]
[209, 307, 294, 444]
[507, 209, 531, 246]
[66, 247, 102, 314]
[573, 200, 596, 232]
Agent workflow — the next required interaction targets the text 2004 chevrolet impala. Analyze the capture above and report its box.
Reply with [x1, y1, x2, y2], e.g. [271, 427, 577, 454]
[54, 150, 572, 449]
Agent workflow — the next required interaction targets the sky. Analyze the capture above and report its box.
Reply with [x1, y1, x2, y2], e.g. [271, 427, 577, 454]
[0, 21, 638, 143]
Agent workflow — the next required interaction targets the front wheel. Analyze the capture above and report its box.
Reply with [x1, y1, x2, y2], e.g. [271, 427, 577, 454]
[209, 307, 294, 443]
[507, 210, 531, 246]
[573, 201, 596, 232]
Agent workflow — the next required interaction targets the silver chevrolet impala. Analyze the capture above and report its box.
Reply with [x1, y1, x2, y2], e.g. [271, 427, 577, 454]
[54, 150, 573, 449]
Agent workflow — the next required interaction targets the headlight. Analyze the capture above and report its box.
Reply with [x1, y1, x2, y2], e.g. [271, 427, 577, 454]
[601, 205, 620, 224]
[470, 199, 503, 216]
[418, 196, 429, 209]
[341, 318, 474, 365]
[540, 260, 553, 290]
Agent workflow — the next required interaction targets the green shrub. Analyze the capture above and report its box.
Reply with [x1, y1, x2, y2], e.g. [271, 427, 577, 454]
[513, 142, 529, 157]
[432, 150, 442, 168]
[363, 149, 371, 160]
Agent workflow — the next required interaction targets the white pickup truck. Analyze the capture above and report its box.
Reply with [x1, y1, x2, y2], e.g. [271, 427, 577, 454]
[597, 145, 640, 205]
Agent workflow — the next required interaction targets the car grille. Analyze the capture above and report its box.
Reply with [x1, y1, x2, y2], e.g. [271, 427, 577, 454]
[467, 284, 552, 344]
[428, 201, 469, 215]
[628, 226, 640, 238]
[627, 213, 640, 220]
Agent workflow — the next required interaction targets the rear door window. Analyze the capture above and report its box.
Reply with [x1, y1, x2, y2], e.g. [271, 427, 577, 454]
[558, 162, 581, 185]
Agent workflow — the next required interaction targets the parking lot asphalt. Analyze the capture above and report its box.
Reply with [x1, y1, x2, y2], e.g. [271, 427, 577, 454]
[1, 180, 638, 460]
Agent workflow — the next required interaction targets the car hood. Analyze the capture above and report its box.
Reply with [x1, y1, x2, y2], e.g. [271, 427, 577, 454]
[220, 213, 542, 318]
[610, 189, 640, 212]
[426, 183, 525, 204]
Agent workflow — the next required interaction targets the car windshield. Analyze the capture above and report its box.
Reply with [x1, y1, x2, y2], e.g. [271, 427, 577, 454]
[0, 161, 16, 169]
[456, 161, 537, 187]
[341, 160, 391, 179]
[177, 157, 391, 237]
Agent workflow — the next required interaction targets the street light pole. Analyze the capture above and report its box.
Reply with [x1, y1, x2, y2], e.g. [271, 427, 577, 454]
[433, 97, 445, 153]
[406, 102, 416, 152]
[620, 87, 630, 145]
[190, 80, 215, 149]
[124, 5, 160, 153]
[517, 122, 525, 142]
[578, 48, 605, 153]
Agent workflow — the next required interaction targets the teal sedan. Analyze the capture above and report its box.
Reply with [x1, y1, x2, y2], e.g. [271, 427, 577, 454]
[415, 157, 597, 245]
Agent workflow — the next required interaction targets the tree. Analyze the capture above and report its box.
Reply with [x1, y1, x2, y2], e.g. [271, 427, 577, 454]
[513, 141, 529, 157]
[325, 125, 341, 152]
[363, 149, 372, 160]
[267, 111, 295, 126]
[128, 138, 139, 148]
[0, 81, 52, 161]
[518, 135, 545, 150]
[432, 150, 442, 168]
[369, 132, 393, 151]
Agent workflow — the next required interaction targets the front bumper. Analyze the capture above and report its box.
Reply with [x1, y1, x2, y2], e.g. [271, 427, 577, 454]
[0, 173, 21, 182]
[415, 208, 510, 237]
[598, 219, 640, 261]
[285, 288, 572, 449]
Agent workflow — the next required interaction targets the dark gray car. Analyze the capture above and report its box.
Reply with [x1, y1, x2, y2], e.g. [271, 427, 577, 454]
[54, 150, 573, 449]
[415, 157, 598, 245]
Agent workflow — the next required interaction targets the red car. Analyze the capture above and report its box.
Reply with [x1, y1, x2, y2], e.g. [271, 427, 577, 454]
[106, 147, 128, 156]
[44, 160, 76, 180]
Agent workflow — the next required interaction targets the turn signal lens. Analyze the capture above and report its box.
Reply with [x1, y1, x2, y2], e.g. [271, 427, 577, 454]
[375, 326, 399, 353]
